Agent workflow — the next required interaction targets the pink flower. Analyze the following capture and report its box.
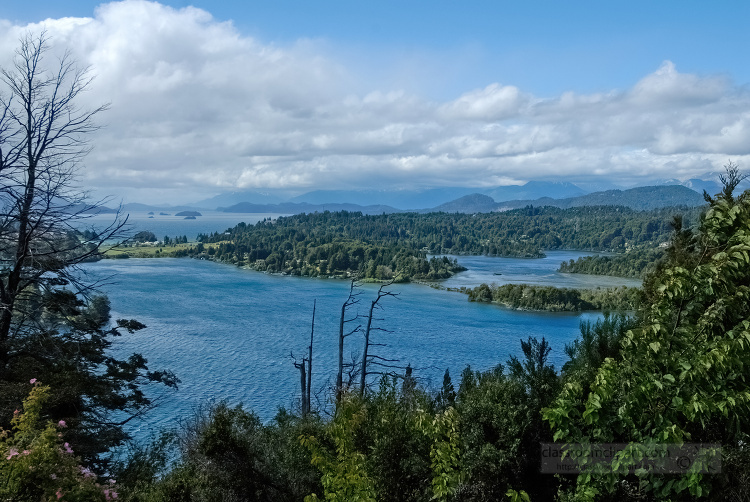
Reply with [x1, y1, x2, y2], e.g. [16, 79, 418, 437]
[29, 378, 37, 384]
[13, 409, 19, 415]
[6, 448, 18, 460]
[58, 420, 67, 428]
[56, 489, 63, 500]
[63, 442, 73, 454]
[22, 450, 30, 455]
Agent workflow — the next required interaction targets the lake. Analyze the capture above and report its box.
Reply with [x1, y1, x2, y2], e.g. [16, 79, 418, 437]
[80, 211, 286, 242]
[81, 252, 636, 443]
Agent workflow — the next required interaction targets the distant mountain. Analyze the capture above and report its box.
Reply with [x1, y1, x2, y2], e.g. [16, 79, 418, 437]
[289, 188, 478, 209]
[192, 191, 285, 209]
[483, 181, 587, 202]
[120, 203, 205, 213]
[430, 194, 498, 213]
[217, 185, 705, 215]
[496, 185, 705, 211]
[429, 185, 707, 214]
[288, 181, 588, 209]
[67, 203, 119, 214]
[220, 202, 402, 215]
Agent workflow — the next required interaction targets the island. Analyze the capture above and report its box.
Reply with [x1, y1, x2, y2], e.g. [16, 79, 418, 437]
[175, 210, 202, 217]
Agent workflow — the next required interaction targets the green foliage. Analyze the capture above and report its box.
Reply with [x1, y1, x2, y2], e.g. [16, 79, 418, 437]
[545, 177, 750, 500]
[415, 406, 462, 501]
[301, 396, 377, 502]
[506, 489, 531, 502]
[558, 247, 664, 279]
[132, 231, 158, 243]
[562, 313, 636, 386]
[0, 292, 178, 471]
[464, 283, 640, 312]
[118, 403, 322, 501]
[361, 378, 432, 501]
[190, 206, 693, 280]
[0, 382, 118, 501]
[456, 338, 560, 502]
[434, 370, 457, 412]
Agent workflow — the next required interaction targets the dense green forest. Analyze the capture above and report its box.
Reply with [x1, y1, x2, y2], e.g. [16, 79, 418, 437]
[557, 246, 665, 278]
[179, 205, 701, 281]
[461, 283, 641, 312]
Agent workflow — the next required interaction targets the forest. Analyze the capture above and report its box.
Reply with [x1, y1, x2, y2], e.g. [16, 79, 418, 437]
[557, 247, 665, 279]
[462, 283, 641, 312]
[153, 205, 702, 282]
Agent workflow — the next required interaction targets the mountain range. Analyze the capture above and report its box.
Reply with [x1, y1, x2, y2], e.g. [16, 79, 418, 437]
[84, 175, 747, 215]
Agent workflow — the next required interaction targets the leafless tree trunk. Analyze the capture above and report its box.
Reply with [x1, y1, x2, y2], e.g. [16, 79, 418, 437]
[336, 279, 361, 405]
[359, 282, 398, 397]
[307, 299, 315, 414]
[0, 32, 123, 377]
[293, 357, 307, 414]
[291, 300, 317, 416]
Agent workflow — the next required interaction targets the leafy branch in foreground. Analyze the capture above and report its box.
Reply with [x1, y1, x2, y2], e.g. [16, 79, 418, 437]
[545, 165, 750, 500]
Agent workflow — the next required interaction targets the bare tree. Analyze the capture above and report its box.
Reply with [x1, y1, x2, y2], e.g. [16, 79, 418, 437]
[359, 282, 399, 397]
[0, 34, 172, 469]
[291, 300, 316, 416]
[0, 32, 126, 377]
[336, 279, 361, 404]
[307, 299, 315, 414]
[291, 353, 307, 414]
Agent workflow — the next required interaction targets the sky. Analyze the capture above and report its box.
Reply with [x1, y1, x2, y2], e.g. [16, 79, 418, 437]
[1, 1, 749, 204]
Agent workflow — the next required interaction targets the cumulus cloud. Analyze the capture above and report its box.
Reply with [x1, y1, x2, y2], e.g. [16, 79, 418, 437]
[1, 0, 748, 203]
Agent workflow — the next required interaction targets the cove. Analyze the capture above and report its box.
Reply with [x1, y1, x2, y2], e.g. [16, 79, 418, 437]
[82, 255, 616, 441]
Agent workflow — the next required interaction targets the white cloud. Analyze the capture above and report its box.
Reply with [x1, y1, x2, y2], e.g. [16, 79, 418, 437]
[1, 0, 749, 204]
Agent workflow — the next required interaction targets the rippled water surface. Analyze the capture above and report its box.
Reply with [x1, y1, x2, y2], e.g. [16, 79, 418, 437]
[81, 211, 284, 241]
[441, 251, 642, 289]
[83, 255, 620, 441]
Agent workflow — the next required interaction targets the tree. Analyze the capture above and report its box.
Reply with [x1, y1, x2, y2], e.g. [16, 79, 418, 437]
[337, 279, 361, 405]
[545, 163, 750, 500]
[0, 32, 176, 470]
[359, 282, 398, 397]
[0, 31, 113, 374]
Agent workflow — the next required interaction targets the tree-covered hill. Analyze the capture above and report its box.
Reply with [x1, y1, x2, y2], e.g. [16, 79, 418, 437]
[187, 205, 702, 281]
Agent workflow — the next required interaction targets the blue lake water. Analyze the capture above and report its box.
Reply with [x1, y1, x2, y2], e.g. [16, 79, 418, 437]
[441, 252, 642, 289]
[81, 211, 285, 241]
[81, 252, 635, 443]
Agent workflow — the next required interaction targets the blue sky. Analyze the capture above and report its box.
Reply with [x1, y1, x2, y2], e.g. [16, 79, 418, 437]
[6, 1, 748, 97]
[1, 1, 749, 203]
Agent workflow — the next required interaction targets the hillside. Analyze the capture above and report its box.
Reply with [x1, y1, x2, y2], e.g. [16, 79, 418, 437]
[435, 185, 706, 213]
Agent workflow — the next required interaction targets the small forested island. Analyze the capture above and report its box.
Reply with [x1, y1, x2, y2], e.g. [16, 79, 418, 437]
[461, 283, 641, 311]
[558, 246, 665, 278]
[175, 210, 202, 217]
